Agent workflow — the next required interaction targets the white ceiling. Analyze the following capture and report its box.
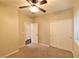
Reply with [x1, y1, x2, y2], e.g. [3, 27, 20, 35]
[0, 0, 74, 17]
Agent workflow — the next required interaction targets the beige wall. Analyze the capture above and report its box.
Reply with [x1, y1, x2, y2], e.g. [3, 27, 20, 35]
[18, 10, 32, 47]
[0, 5, 19, 57]
[73, 0, 79, 57]
[34, 9, 73, 51]
[0, 3, 32, 57]
[34, 15, 50, 44]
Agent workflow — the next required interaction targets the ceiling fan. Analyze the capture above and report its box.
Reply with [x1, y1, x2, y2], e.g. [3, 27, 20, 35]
[19, 0, 47, 13]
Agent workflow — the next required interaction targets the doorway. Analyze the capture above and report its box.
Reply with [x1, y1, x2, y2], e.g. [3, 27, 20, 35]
[24, 23, 38, 46]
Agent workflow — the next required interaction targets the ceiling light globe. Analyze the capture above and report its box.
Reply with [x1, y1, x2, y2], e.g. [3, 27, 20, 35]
[39, 0, 43, 2]
[29, 6, 39, 13]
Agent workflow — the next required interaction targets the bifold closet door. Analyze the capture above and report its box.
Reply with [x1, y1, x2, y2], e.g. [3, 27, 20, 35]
[50, 20, 73, 51]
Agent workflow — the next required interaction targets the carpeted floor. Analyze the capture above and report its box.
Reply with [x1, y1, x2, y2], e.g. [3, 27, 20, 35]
[7, 45, 73, 58]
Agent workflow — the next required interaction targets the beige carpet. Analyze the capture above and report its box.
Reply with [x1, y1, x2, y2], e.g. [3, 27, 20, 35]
[7, 45, 73, 58]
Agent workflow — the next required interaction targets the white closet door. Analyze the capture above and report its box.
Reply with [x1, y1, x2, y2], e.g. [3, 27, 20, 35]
[25, 23, 31, 41]
[31, 23, 38, 44]
[50, 20, 73, 51]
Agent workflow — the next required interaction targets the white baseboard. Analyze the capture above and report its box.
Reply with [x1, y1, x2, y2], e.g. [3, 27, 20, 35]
[1, 49, 19, 58]
[39, 43, 50, 47]
[1, 45, 25, 58]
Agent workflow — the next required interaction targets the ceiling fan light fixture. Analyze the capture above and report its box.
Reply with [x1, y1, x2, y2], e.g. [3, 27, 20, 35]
[29, 6, 39, 13]
[38, 0, 43, 2]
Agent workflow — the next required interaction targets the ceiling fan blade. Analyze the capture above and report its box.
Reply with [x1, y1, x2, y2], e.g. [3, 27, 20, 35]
[26, 0, 32, 4]
[40, 0, 47, 5]
[26, 0, 37, 4]
[36, 6, 46, 12]
[19, 6, 30, 8]
[26, 0, 30, 2]
[32, 0, 37, 3]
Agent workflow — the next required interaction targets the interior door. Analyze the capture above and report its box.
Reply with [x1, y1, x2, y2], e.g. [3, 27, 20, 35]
[50, 20, 73, 51]
[24, 23, 31, 44]
[25, 23, 38, 45]
[31, 23, 38, 44]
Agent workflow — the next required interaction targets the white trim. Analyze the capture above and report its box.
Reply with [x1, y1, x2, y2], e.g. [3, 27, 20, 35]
[1, 49, 19, 58]
[39, 43, 50, 47]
